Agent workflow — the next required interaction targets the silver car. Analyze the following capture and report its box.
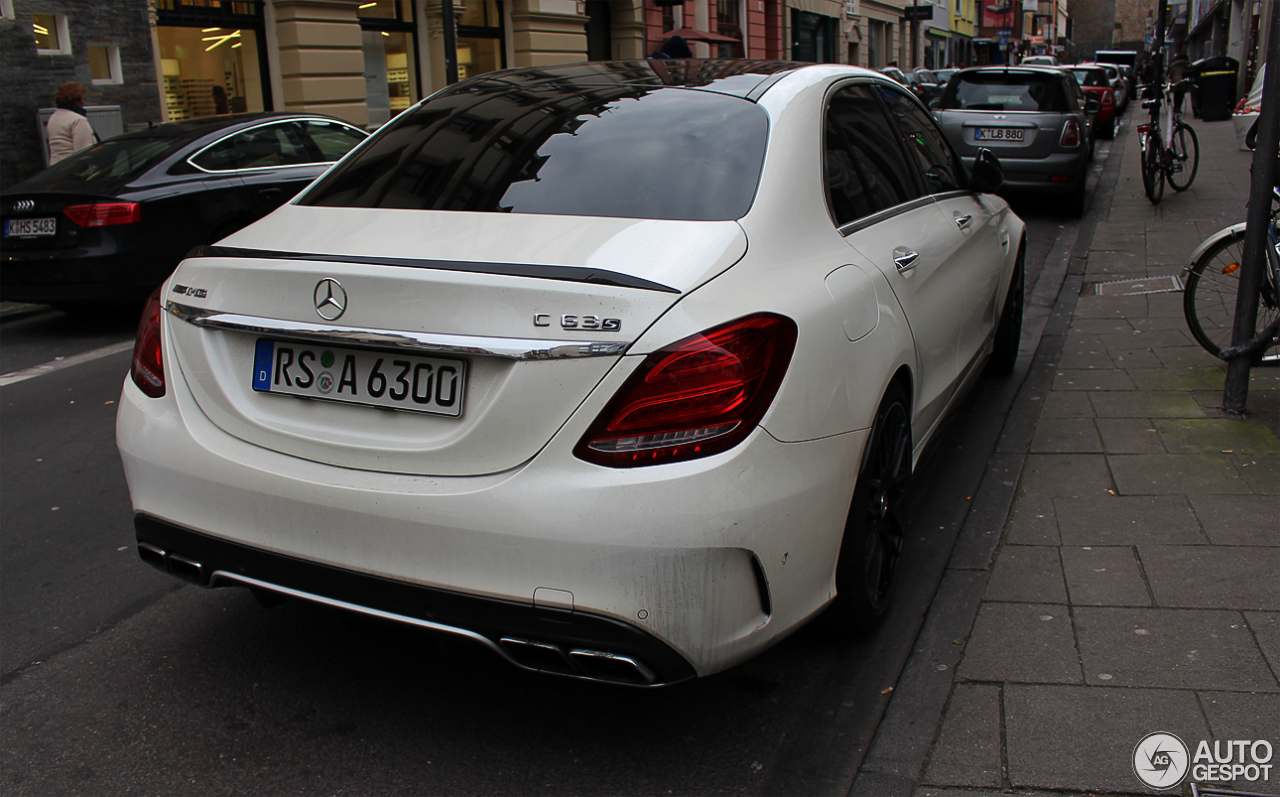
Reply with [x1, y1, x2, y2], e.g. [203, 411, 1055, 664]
[933, 66, 1098, 217]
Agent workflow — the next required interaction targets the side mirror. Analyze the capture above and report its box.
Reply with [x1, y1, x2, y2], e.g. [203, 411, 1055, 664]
[1085, 98, 1101, 113]
[970, 148, 1004, 194]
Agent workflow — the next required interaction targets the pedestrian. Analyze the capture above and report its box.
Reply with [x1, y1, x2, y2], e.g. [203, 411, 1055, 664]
[649, 35, 693, 59]
[46, 82, 97, 165]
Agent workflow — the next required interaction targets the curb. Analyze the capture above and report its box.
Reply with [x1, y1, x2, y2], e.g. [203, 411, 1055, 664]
[0, 303, 54, 325]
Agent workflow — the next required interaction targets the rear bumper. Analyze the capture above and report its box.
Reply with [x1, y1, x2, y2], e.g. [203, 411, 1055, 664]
[116, 350, 867, 681]
[964, 152, 1087, 193]
[134, 513, 696, 685]
[1, 247, 173, 304]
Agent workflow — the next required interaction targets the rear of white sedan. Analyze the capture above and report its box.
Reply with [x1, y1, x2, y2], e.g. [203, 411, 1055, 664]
[117, 60, 1024, 685]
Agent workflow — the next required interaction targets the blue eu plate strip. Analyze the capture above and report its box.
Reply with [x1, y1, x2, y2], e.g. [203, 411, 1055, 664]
[253, 339, 274, 392]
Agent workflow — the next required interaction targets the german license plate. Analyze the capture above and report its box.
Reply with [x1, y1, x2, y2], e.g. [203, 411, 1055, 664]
[4, 217, 57, 237]
[252, 339, 465, 417]
[974, 127, 1025, 142]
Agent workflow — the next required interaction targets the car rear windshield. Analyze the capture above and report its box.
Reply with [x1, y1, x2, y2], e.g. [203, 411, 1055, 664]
[14, 137, 182, 193]
[1069, 69, 1110, 88]
[301, 86, 769, 221]
[939, 72, 1072, 112]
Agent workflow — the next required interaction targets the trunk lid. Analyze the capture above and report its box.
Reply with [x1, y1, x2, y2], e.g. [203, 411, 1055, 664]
[165, 204, 747, 476]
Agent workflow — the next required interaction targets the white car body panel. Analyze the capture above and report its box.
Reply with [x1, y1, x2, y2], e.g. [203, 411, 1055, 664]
[116, 62, 1025, 683]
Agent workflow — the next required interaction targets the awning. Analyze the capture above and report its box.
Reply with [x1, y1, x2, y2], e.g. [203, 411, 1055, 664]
[663, 27, 741, 44]
[926, 27, 951, 38]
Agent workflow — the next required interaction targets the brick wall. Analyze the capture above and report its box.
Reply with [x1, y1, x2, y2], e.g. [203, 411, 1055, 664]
[1, 0, 163, 190]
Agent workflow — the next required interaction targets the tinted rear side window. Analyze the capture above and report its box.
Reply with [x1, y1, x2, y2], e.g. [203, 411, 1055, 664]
[13, 137, 181, 193]
[302, 86, 769, 221]
[940, 73, 1070, 112]
[1069, 69, 1109, 88]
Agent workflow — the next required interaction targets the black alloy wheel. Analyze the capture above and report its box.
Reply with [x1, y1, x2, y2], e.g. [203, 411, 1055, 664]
[833, 383, 912, 634]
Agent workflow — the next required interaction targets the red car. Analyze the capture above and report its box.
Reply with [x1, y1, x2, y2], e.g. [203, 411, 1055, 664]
[1067, 65, 1117, 138]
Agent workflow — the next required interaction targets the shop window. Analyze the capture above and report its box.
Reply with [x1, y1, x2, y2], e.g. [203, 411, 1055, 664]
[34, 13, 71, 55]
[457, 0, 504, 80]
[359, 0, 419, 126]
[157, 26, 265, 120]
[717, 0, 744, 58]
[89, 44, 123, 84]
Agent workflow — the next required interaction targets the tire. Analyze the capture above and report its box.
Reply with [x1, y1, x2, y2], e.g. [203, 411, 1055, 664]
[1183, 230, 1280, 364]
[987, 242, 1025, 375]
[1066, 175, 1086, 219]
[832, 383, 912, 634]
[1141, 133, 1164, 204]
[1167, 122, 1199, 192]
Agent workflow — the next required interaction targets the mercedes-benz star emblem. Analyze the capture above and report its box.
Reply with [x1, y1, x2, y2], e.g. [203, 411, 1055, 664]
[14, 199, 34, 212]
[313, 278, 347, 321]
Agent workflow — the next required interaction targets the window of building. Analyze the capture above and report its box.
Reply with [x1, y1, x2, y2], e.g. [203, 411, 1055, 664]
[359, 0, 419, 126]
[792, 10, 835, 63]
[88, 44, 123, 84]
[156, 1, 270, 121]
[955, 0, 962, 13]
[717, 0, 744, 58]
[34, 13, 71, 55]
[457, 1, 505, 81]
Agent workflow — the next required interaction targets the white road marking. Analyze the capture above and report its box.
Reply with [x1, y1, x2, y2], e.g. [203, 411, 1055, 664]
[0, 341, 134, 387]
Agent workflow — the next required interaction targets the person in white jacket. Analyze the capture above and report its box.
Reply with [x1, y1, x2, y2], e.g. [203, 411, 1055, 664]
[46, 82, 97, 165]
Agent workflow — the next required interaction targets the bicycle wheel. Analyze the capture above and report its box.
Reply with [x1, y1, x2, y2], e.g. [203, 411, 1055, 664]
[1141, 132, 1164, 204]
[1183, 230, 1280, 363]
[1167, 122, 1199, 191]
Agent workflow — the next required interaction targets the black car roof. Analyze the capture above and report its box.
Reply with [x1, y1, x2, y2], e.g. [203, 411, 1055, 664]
[432, 59, 805, 101]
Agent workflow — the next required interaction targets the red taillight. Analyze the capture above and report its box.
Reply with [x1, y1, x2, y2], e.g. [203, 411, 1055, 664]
[1102, 90, 1114, 106]
[1137, 124, 1152, 134]
[130, 286, 165, 398]
[1060, 119, 1081, 147]
[575, 313, 798, 467]
[63, 202, 142, 228]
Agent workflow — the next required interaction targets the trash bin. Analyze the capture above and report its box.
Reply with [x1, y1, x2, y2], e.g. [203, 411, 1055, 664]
[1190, 55, 1239, 121]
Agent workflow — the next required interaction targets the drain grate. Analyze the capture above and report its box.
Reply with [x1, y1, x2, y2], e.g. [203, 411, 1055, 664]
[1090, 275, 1184, 296]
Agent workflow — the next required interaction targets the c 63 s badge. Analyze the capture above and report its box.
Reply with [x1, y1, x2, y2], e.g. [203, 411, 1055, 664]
[534, 313, 621, 332]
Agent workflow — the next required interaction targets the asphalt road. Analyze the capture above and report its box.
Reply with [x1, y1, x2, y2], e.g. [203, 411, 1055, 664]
[0, 138, 1112, 795]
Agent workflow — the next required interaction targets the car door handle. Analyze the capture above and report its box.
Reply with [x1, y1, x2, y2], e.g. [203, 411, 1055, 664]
[893, 248, 919, 273]
[954, 214, 973, 229]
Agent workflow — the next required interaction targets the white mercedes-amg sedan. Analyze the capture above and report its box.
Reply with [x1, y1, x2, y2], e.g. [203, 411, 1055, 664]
[117, 60, 1025, 686]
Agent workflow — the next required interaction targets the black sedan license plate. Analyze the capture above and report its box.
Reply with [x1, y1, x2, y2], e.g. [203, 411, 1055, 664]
[4, 217, 57, 237]
[252, 339, 465, 416]
[974, 127, 1025, 142]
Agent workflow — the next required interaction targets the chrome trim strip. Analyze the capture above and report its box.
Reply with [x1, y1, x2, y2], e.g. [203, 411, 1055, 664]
[167, 301, 630, 360]
[838, 196, 936, 237]
[210, 571, 667, 687]
[185, 117, 368, 175]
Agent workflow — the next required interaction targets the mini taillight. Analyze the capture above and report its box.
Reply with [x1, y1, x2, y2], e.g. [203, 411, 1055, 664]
[130, 286, 165, 398]
[63, 202, 142, 228]
[575, 313, 798, 467]
[1102, 90, 1115, 106]
[1060, 119, 1082, 147]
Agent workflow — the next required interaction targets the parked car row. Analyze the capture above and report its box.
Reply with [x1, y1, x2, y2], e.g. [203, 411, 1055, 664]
[102, 59, 1027, 686]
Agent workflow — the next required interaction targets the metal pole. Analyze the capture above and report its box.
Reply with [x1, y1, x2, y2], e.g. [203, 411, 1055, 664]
[1222, 1, 1280, 412]
[442, 0, 459, 85]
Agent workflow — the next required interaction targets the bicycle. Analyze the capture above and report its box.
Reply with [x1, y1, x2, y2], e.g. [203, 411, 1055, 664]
[1182, 184, 1280, 364]
[1137, 79, 1200, 203]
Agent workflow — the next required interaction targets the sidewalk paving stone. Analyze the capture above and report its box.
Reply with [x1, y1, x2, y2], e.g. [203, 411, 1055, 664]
[1232, 454, 1280, 493]
[1003, 684, 1211, 793]
[1140, 545, 1280, 610]
[1243, 612, 1280, 675]
[1003, 495, 1061, 547]
[1190, 495, 1278, 545]
[1054, 495, 1205, 546]
[1029, 418, 1104, 454]
[1061, 547, 1153, 607]
[1153, 418, 1280, 454]
[1108, 454, 1248, 495]
[920, 684, 1002, 789]
[1052, 370, 1138, 392]
[984, 546, 1067, 604]
[1074, 607, 1279, 691]
[1128, 366, 1240, 392]
[1198, 691, 1280, 742]
[1039, 391, 1096, 419]
[1096, 418, 1166, 454]
[957, 603, 1082, 685]
[1018, 454, 1115, 497]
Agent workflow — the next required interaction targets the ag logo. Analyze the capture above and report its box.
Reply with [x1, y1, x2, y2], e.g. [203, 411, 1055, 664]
[1133, 732, 1190, 790]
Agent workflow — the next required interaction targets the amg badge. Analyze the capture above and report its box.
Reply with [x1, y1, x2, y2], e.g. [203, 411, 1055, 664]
[534, 313, 621, 332]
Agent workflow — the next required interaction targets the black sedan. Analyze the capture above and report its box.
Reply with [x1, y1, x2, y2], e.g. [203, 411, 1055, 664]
[1, 112, 368, 311]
